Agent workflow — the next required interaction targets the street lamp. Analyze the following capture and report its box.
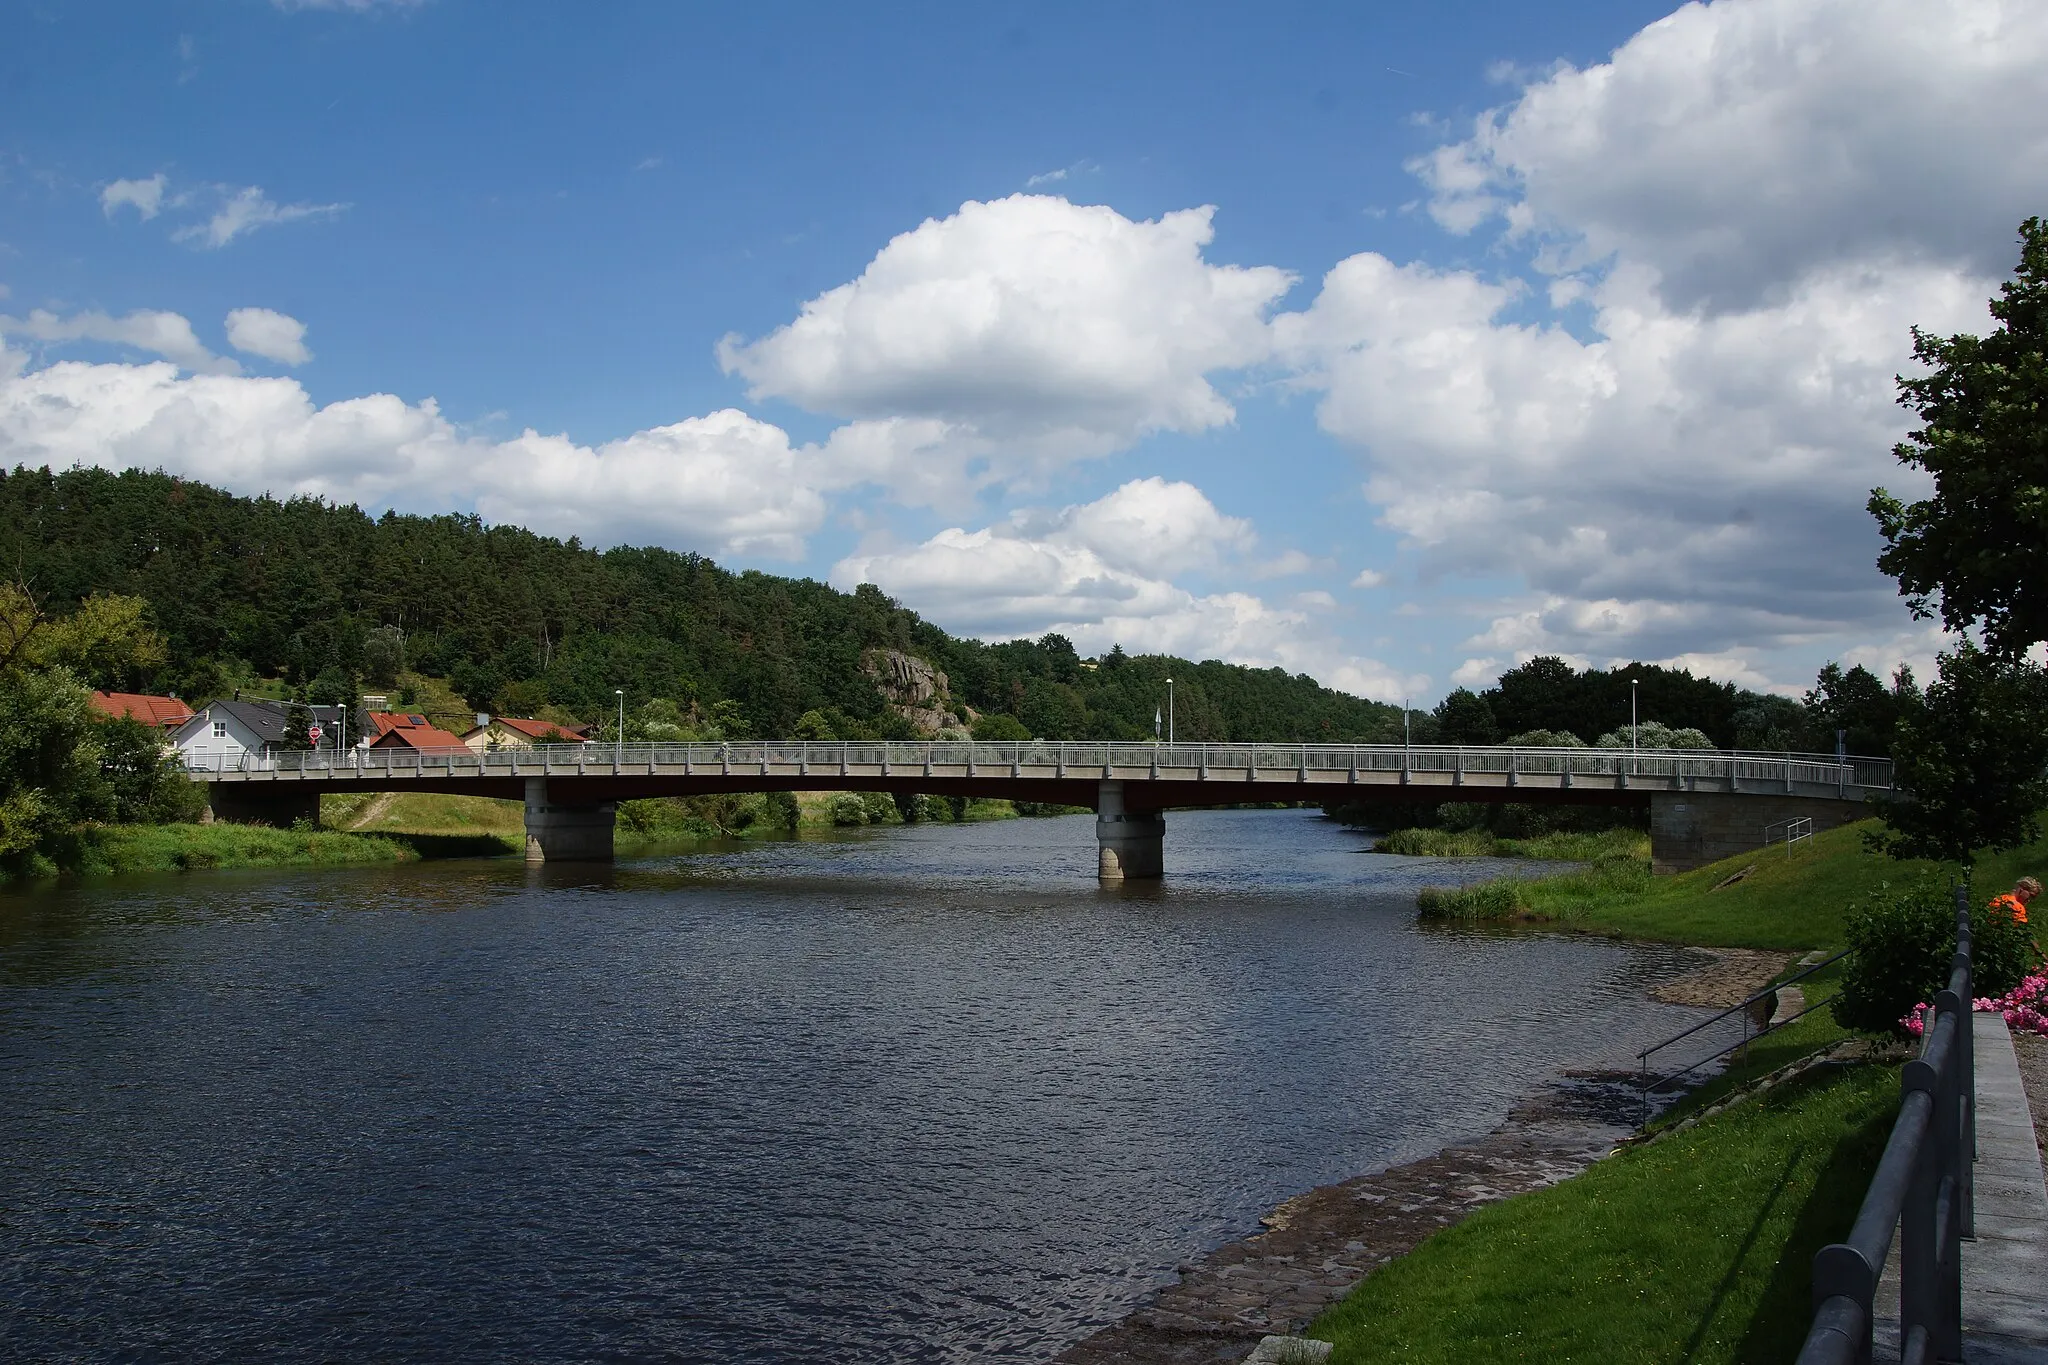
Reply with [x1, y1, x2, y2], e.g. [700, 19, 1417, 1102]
[1165, 677, 1174, 745]
[1631, 678, 1639, 756]
[615, 689, 625, 762]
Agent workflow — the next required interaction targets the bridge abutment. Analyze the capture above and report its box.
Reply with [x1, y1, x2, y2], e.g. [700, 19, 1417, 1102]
[523, 777, 616, 863]
[1649, 791, 1868, 874]
[207, 783, 321, 828]
[1097, 780, 1164, 880]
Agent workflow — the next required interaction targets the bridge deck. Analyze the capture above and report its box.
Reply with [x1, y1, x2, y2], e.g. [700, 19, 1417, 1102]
[186, 741, 1891, 807]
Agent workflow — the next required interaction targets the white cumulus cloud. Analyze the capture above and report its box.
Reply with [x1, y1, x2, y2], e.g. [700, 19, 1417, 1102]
[1276, 0, 2037, 678]
[0, 348, 826, 560]
[832, 479, 1418, 700]
[100, 175, 167, 221]
[719, 195, 1295, 504]
[224, 307, 312, 365]
[0, 308, 238, 375]
[1413, 0, 2048, 312]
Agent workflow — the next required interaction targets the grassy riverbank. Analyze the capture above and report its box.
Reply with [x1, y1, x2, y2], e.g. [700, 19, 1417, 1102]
[1376, 826, 1647, 861]
[1312, 815, 2048, 1359]
[1311, 1061, 1900, 1363]
[322, 789, 1051, 847]
[7, 822, 418, 882]
[1417, 816, 2048, 950]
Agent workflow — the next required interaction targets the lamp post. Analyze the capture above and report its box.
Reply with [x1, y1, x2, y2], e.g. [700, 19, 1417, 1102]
[1631, 678, 1639, 756]
[615, 689, 625, 763]
[1166, 676, 1174, 745]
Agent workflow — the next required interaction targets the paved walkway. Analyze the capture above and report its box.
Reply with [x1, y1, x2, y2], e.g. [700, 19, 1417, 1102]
[1878, 1013, 2048, 1363]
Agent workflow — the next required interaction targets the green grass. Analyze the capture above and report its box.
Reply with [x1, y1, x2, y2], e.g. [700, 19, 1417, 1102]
[22, 821, 417, 879]
[1419, 816, 2048, 952]
[1379, 827, 1649, 862]
[1310, 1061, 1901, 1364]
[1416, 879, 1532, 920]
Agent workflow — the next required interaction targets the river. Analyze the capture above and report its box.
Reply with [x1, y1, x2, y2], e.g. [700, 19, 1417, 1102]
[1, 808, 1711, 1362]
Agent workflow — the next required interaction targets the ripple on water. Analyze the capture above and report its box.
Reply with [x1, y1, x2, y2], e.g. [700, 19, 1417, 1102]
[0, 809, 1710, 1362]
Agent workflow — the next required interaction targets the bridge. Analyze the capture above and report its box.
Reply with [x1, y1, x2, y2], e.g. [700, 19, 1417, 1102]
[185, 740, 1894, 879]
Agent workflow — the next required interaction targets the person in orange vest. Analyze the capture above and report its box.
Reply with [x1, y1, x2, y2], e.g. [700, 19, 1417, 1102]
[1988, 876, 2039, 926]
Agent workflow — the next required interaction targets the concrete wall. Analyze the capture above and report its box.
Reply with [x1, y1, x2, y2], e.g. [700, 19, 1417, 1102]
[1649, 791, 1870, 874]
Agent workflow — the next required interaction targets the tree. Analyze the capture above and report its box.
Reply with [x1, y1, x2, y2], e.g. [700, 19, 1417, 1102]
[1595, 721, 1713, 750]
[1870, 218, 2048, 658]
[1803, 662, 1917, 756]
[95, 716, 205, 823]
[282, 700, 316, 752]
[1433, 688, 1499, 744]
[0, 668, 113, 856]
[970, 712, 1032, 742]
[362, 625, 406, 686]
[1868, 643, 2048, 865]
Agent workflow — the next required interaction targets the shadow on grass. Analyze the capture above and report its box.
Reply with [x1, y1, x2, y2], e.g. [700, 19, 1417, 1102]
[380, 832, 519, 860]
[1732, 1067, 1898, 1361]
[1680, 1144, 1804, 1362]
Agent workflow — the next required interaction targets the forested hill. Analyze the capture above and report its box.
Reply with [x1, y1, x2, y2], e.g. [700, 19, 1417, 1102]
[0, 465, 1399, 743]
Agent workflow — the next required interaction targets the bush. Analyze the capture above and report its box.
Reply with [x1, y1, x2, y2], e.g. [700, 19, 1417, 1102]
[1834, 881, 2039, 1036]
[1973, 898, 2039, 1000]
[912, 793, 959, 822]
[969, 713, 1032, 742]
[827, 792, 884, 826]
[1379, 827, 1498, 857]
[1833, 884, 1961, 1036]
[1417, 879, 1528, 920]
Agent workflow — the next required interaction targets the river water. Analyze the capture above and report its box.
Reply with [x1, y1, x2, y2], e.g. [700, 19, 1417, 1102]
[2, 809, 1711, 1363]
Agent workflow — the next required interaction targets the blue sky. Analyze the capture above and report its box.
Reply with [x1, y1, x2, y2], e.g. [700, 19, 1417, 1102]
[4, 0, 2043, 702]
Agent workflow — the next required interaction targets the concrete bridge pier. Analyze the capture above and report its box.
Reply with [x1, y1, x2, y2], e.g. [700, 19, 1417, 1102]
[1648, 790, 1868, 874]
[523, 776, 616, 864]
[1097, 780, 1164, 880]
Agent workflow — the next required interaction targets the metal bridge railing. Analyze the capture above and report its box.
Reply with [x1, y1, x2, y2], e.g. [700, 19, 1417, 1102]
[1635, 947, 1850, 1124]
[178, 740, 1894, 790]
[1795, 885, 1973, 1365]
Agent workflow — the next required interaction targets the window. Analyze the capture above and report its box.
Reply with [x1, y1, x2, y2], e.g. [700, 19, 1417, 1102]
[212, 721, 228, 738]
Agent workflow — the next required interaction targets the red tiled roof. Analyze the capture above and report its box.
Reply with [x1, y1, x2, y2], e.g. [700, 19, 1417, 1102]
[91, 692, 195, 728]
[368, 725, 469, 751]
[365, 711, 434, 737]
[485, 716, 590, 743]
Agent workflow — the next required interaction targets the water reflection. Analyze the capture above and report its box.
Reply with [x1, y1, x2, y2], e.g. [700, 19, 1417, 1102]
[2, 809, 1708, 1363]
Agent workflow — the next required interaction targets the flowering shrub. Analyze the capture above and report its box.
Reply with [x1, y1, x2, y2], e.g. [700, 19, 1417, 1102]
[1899, 971, 2048, 1037]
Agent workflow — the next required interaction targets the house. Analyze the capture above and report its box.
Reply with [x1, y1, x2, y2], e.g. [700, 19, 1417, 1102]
[368, 722, 469, 752]
[171, 698, 351, 766]
[363, 710, 435, 743]
[91, 691, 195, 730]
[460, 715, 592, 752]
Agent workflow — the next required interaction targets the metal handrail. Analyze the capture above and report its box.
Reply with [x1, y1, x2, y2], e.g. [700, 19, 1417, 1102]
[176, 739, 1897, 789]
[1635, 948, 1850, 1120]
[1795, 885, 1973, 1364]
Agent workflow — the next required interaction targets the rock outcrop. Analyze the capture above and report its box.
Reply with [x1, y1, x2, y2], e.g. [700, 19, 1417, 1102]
[861, 648, 961, 736]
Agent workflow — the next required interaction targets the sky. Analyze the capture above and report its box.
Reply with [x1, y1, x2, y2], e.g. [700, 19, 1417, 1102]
[3, 0, 2044, 705]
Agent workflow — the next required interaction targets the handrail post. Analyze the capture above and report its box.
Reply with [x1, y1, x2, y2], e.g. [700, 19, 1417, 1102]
[1954, 883, 1974, 1239]
[1934, 991, 1965, 1363]
[1809, 1244, 1877, 1365]
[1902, 1028, 1945, 1353]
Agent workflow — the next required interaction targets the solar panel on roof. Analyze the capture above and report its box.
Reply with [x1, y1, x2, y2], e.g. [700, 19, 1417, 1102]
[409, 714, 427, 725]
